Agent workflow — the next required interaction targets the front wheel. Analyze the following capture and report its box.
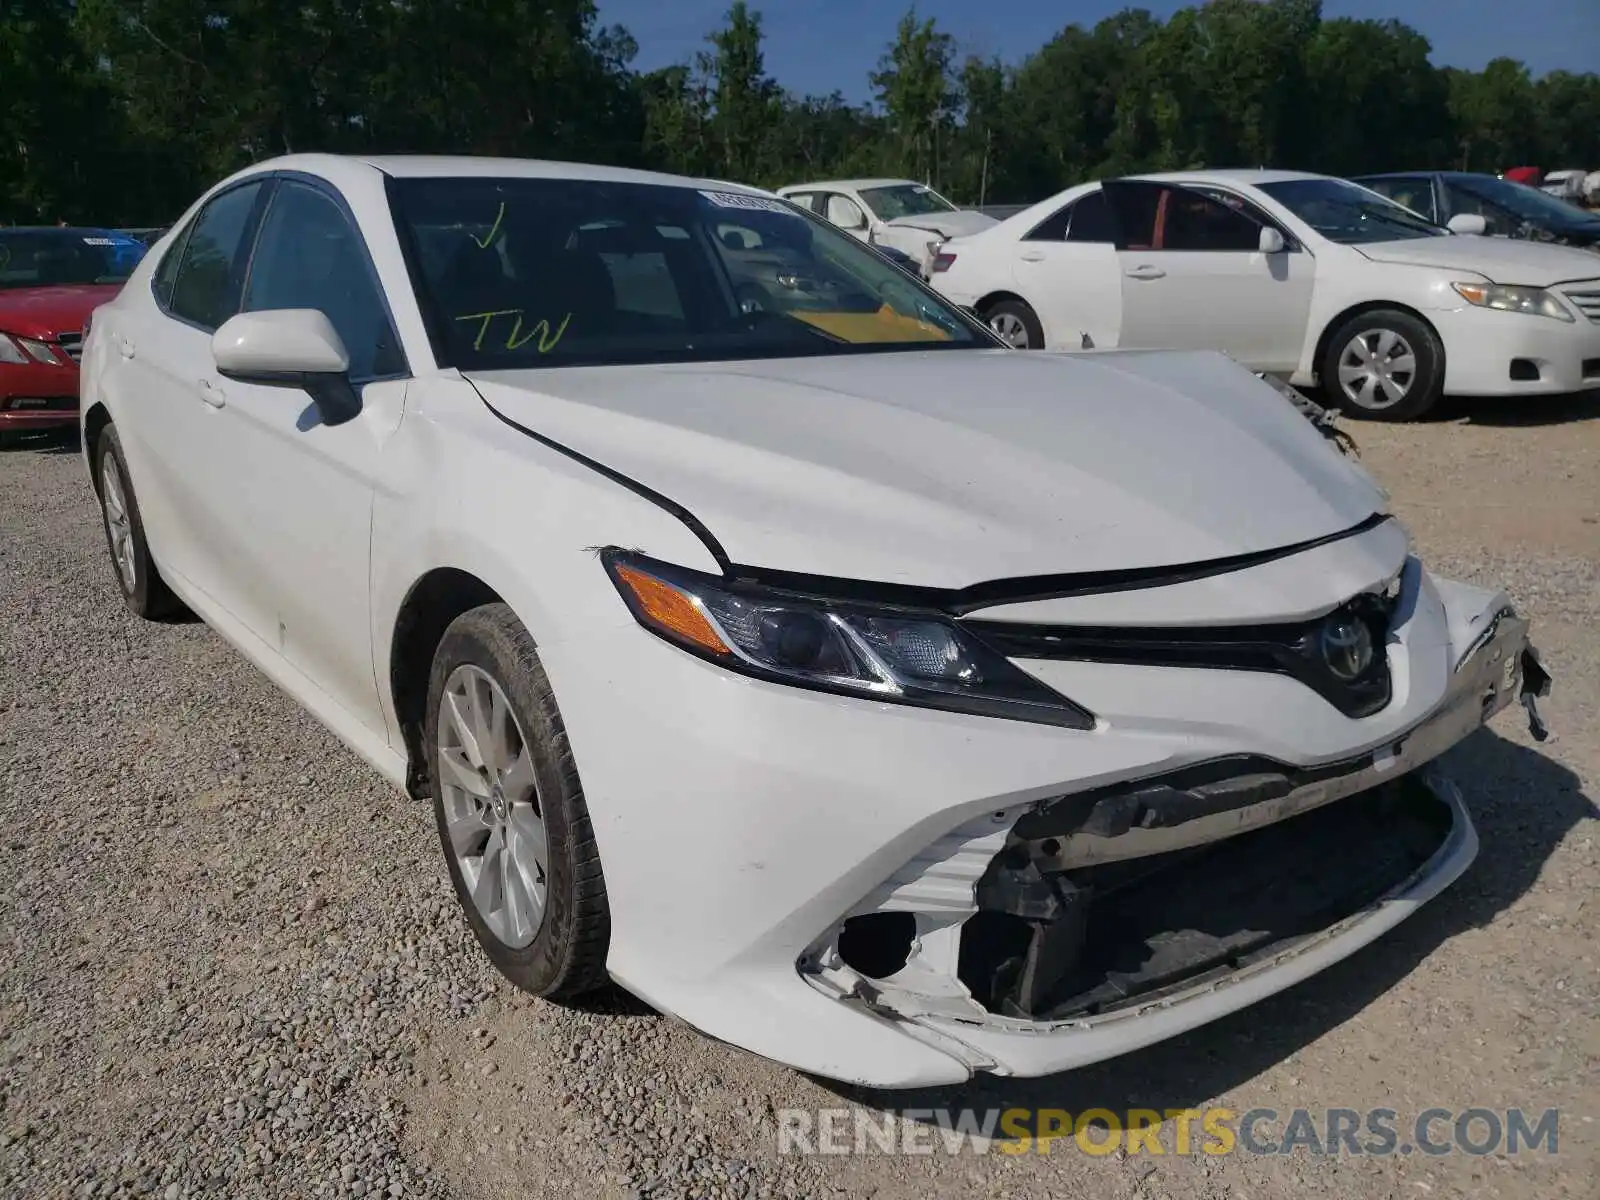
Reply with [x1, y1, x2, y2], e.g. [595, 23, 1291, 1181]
[1320, 309, 1445, 421]
[425, 604, 610, 999]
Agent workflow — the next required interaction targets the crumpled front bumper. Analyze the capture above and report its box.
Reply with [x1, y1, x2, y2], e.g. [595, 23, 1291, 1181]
[541, 557, 1550, 1089]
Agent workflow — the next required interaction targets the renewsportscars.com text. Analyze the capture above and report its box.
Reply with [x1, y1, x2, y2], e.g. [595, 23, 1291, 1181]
[776, 1106, 1561, 1157]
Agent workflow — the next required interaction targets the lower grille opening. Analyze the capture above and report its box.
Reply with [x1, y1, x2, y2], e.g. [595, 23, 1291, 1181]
[958, 772, 1454, 1022]
[1582, 358, 1600, 382]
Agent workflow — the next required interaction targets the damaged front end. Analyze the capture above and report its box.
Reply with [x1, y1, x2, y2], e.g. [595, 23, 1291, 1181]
[800, 600, 1551, 1062]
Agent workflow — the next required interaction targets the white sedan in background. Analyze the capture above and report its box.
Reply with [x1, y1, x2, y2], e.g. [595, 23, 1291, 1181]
[932, 169, 1600, 419]
[776, 178, 996, 274]
[80, 154, 1549, 1088]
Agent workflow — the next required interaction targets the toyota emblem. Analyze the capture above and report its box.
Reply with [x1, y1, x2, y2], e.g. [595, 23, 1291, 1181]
[1319, 613, 1374, 681]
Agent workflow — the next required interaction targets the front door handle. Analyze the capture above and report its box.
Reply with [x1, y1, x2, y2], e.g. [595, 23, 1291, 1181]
[1125, 264, 1166, 280]
[1018, 250, 1045, 263]
[198, 379, 226, 409]
[117, 337, 136, 359]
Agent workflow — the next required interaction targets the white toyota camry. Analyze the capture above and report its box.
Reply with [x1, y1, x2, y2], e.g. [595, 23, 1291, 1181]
[80, 155, 1550, 1089]
[930, 169, 1600, 420]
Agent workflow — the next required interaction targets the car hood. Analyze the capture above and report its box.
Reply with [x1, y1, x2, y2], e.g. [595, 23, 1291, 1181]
[0, 284, 122, 340]
[1356, 235, 1600, 283]
[881, 210, 998, 239]
[467, 349, 1385, 590]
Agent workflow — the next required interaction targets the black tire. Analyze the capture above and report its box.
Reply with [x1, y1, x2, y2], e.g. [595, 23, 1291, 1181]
[425, 603, 610, 999]
[982, 297, 1044, 349]
[93, 424, 182, 619]
[1319, 308, 1445, 421]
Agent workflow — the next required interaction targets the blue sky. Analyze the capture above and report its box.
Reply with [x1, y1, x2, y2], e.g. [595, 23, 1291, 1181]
[596, 0, 1599, 100]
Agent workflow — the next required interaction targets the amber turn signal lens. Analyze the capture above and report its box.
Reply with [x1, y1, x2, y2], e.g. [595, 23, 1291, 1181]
[613, 564, 731, 656]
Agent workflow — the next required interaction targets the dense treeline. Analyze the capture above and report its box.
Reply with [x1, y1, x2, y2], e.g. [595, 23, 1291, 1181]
[3, 0, 1598, 224]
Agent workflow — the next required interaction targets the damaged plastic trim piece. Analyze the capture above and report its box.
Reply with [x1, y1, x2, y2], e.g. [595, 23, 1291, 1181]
[798, 601, 1547, 1053]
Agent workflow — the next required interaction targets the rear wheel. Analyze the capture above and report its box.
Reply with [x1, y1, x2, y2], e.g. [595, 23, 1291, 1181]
[94, 424, 181, 618]
[1320, 309, 1444, 421]
[982, 298, 1044, 349]
[425, 604, 610, 999]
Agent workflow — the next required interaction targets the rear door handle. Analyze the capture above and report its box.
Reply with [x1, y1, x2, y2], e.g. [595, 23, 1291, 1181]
[1125, 264, 1166, 280]
[198, 379, 226, 409]
[1018, 251, 1045, 263]
[117, 336, 136, 359]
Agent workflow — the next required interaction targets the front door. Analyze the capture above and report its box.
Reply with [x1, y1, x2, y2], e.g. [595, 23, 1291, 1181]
[200, 177, 411, 735]
[1104, 180, 1315, 372]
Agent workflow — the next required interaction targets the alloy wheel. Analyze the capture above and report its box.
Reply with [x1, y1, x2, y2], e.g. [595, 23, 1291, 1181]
[437, 663, 549, 948]
[1336, 328, 1417, 411]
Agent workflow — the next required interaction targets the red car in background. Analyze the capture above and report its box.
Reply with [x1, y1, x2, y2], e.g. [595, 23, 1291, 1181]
[0, 227, 148, 446]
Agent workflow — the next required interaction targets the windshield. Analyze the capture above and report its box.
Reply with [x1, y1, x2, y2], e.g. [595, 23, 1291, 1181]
[1452, 176, 1595, 224]
[857, 183, 958, 221]
[1257, 178, 1446, 244]
[389, 177, 985, 370]
[0, 229, 147, 289]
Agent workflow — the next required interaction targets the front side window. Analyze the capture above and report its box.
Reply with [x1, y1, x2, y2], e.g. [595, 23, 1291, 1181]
[857, 183, 958, 221]
[389, 177, 986, 370]
[243, 180, 404, 379]
[0, 229, 146, 290]
[1449, 175, 1590, 228]
[168, 182, 265, 329]
[1256, 178, 1444, 244]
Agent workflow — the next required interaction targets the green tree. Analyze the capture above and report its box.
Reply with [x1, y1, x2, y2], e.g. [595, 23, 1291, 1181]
[870, 8, 959, 188]
[697, 2, 782, 183]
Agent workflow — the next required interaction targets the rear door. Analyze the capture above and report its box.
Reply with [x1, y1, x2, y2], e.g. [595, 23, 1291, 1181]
[110, 179, 270, 609]
[1007, 187, 1122, 350]
[1104, 180, 1314, 372]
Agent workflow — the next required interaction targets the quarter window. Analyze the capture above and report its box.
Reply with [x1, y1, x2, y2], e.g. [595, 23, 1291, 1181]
[242, 181, 404, 379]
[167, 182, 265, 330]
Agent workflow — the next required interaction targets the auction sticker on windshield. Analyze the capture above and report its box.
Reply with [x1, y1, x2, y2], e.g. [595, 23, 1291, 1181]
[699, 191, 798, 215]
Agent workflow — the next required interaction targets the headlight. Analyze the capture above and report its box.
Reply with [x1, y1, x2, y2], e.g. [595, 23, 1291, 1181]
[0, 334, 29, 365]
[602, 550, 1095, 730]
[1452, 282, 1575, 322]
[17, 337, 63, 364]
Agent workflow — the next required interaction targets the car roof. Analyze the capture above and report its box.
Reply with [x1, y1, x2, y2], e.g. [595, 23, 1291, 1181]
[1122, 168, 1329, 187]
[215, 152, 774, 198]
[778, 179, 922, 192]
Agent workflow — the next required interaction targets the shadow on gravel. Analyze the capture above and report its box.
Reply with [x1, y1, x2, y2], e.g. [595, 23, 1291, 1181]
[826, 727, 1594, 1122]
[1451, 390, 1600, 427]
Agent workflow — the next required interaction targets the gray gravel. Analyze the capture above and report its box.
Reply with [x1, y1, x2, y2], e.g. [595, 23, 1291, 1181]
[2, 412, 1596, 1200]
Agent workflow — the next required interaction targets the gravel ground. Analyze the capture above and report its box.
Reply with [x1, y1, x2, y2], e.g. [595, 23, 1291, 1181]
[2, 396, 1596, 1200]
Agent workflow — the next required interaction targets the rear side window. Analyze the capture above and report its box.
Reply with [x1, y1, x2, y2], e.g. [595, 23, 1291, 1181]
[242, 181, 405, 379]
[168, 182, 265, 330]
[1065, 190, 1115, 243]
[1362, 178, 1436, 223]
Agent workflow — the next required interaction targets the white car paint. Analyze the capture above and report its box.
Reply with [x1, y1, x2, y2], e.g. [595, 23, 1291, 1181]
[80, 154, 1547, 1089]
[776, 178, 996, 272]
[933, 168, 1600, 405]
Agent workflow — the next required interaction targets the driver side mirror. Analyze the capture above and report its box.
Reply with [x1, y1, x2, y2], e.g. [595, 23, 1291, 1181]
[1447, 213, 1487, 236]
[1258, 226, 1286, 253]
[212, 309, 362, 426]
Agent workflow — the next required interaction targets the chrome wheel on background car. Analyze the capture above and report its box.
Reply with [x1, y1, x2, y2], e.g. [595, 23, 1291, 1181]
[982, 297, 1044, 349]
[436, 662, 549, 948]
[1320, 308, 1444, 422]
[989, 311, 1030, 347]
[1336, 328, 1416, 412]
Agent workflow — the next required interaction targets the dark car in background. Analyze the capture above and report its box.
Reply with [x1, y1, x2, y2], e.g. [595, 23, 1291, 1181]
[1354, 171, 1600, 250]
[0, 226, 148, 445]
